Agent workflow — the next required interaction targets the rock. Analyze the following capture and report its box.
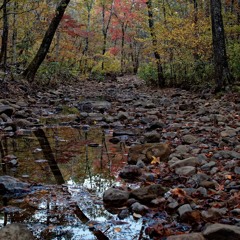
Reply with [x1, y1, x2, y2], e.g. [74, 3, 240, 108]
[179, 103, 195, 111]
[177, 204, 193, 219]
[119, 165, 142, 179]
[147, 121, 165, 131]
[175, 145, 190, 154]
[131, 202, 149, 215]
[175, 166, 196, 176]
[117, 111, 129, 121]
[182, 134, 198, 144]
[0, 105, 14, 117]
[0, 175, 30, 196]
[13, 119, 32, 128]
[234, 167, 240, 175]
[91, 100, 111, 111]
[130, 184, 167, 204]
[201, 208, 227, 221]
[144, 131, 161, 143]
[203, 223, 240, 240]
[103, 188, 130, 207]
[170, 157, 198, 169]
[201, 161, 216, 171]
[199, 180, 216, 189]
[128, 143, 171, 164]
[212, 150, 240, 160]
[145, 143, 171, 163]
[167, 233, 205, 240]
[118, 208, 130, 219]
[0, 223, 35, 240]
[220, 129, 237, 137]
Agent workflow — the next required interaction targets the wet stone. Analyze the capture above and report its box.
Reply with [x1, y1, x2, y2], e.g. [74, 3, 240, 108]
[118, 208, 130, 220]
[103, 188, 130, 207]
[131, 202, 149, 215]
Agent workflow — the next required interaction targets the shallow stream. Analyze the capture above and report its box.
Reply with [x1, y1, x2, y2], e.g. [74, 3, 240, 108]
[0, 123, 146, 239]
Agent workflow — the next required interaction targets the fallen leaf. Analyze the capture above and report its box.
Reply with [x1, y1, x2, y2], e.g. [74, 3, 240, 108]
[151, 156, 160, 164]
[114, 227, 121, 232]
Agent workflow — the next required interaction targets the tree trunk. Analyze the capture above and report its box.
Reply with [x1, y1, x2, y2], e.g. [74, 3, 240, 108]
[146, 0, 165, 88]
[0, 0, 9, 70]
[22, 0, 70, 82]
[11, 1, 18, 65]
[210, 0, 234, 92]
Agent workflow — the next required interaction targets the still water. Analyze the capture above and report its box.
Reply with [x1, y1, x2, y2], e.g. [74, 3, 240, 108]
[0, 125, 146, 239]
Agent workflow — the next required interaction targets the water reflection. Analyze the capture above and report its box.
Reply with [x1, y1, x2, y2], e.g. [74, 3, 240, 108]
[0, 126, 126, 186]
[0, 125, 148, 239]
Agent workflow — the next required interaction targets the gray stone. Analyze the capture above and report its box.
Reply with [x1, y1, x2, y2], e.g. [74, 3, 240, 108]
[175, 145, 190, 154]
[201, 161, 216, 171]
[182, 134, 198, 144]
[117, 111, 129, 120]
[203, 223, 240, 240]
[234, 167, 240, 175]
[144, 131, 161, 143]
[177, 204, 193, 219]
[170, 157, 198, 169]
[130, 184, 167, 204]
[0, 223, 35, 240]
[175, 166, 196, 176]
[220, 129, 237, 137]
[103, 188, 130, 207]
[201, 208, 227, 221]
[131, 202, 149, 215]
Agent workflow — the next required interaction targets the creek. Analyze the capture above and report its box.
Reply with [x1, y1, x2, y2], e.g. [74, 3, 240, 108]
[0, 123, 146, 239]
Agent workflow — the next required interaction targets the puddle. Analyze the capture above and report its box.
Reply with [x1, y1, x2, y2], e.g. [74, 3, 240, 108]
[0, 125, 148, 239]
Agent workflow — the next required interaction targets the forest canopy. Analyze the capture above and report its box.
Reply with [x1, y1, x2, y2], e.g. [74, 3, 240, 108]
[0, 0, 239, 90]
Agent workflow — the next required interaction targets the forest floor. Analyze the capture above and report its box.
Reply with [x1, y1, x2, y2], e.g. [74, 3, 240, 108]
[0, 74, 240, 240]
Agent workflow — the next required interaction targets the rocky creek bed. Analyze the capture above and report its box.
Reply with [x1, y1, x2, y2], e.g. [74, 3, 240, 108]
[0, 75, 240, 239]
